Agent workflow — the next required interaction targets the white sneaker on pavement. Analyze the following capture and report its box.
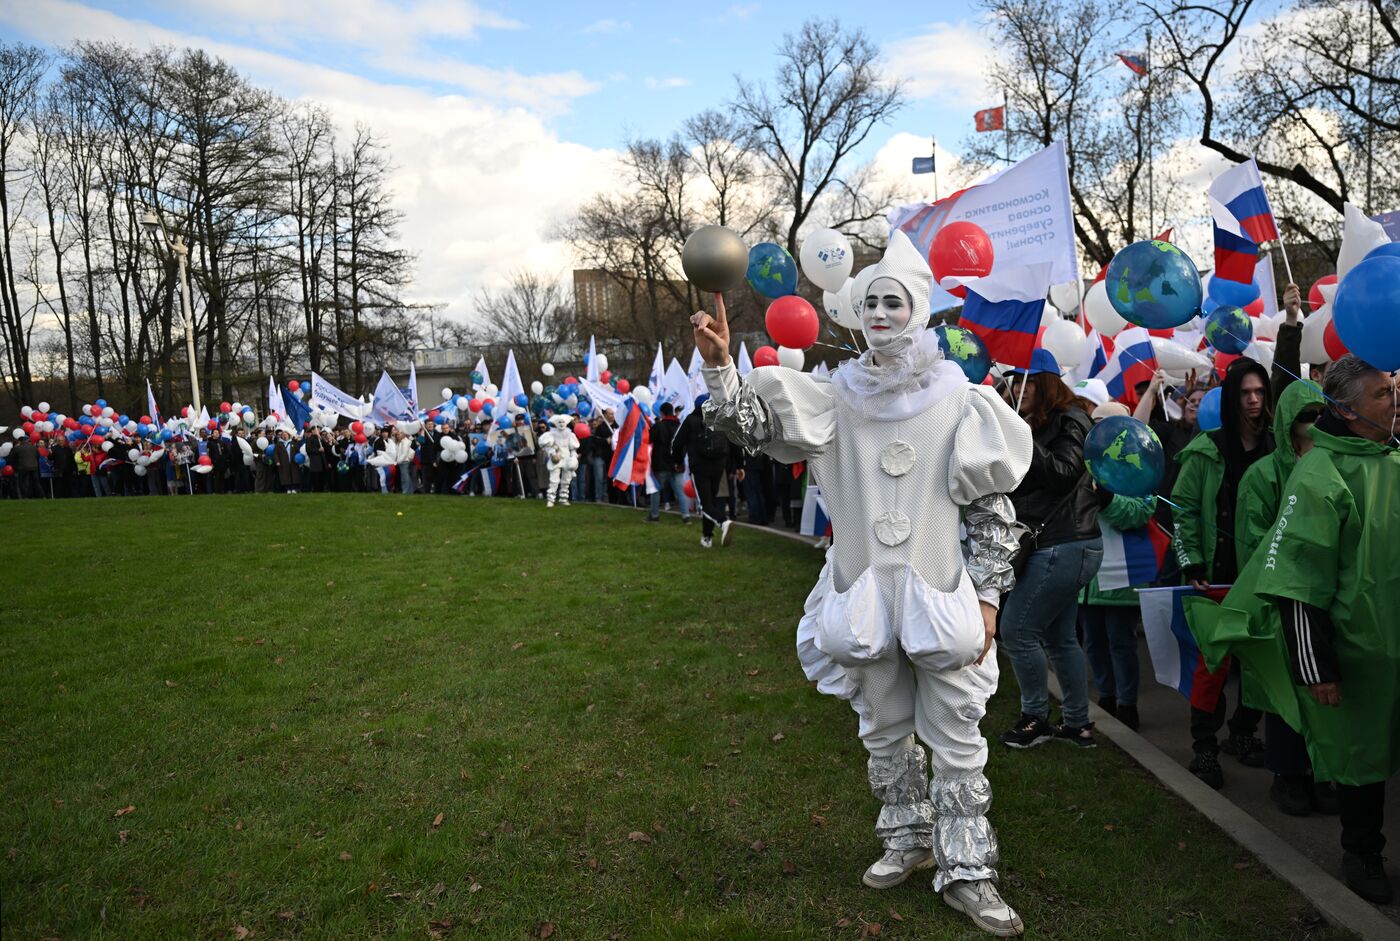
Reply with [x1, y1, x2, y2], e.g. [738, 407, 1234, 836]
[942, 879, 1024, 937]
[719, 519, 734, 547]
[862, 848, 935, 889]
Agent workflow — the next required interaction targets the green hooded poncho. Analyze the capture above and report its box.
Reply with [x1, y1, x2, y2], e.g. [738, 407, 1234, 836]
[1185, 419, 1400, 786]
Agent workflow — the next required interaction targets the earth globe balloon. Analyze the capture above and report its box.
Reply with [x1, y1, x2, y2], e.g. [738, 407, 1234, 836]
[1204, 305, 1253, 355]
[1084, 415, 1165, 497]
[934, 325, 992, 383]
[745, 242, 799, 298]
[682, 225, 748, 293]
[1105, 240, 1203, 330]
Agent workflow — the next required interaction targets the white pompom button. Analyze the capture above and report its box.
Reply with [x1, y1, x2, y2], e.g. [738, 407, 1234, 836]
[873, 511, 911, 547]
[879, 440, 916, 477]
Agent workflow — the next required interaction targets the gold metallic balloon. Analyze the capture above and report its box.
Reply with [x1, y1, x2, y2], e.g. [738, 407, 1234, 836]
[682, 225, 748, 293]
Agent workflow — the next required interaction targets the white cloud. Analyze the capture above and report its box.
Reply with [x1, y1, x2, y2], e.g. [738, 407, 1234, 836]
[582, 18, 631, 34]
[884, 22, 993, 103]
[644, 76, 692, 90]
[2, 0, 621, 321]
[721, 4, 759, 21]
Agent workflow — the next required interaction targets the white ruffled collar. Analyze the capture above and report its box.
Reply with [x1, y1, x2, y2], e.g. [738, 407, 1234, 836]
[830, 329, 968, 421]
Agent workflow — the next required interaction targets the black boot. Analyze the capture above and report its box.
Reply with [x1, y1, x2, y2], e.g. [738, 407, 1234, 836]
[1189, 751, 1224, 789]
[1221, 732, 1266, 767]
[1269, 775, 1312, 817]
[1115, 704, 1139, 731]
[1097, 696, 1117, 717]
[1342, 852, 1394, 904]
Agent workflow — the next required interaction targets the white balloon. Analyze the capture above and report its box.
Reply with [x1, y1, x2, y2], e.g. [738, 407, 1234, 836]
[541, 362, 555, 377]
[777, 345, 805, 370]
[1301, 306, 1334, 364]
[37, 401, 50, 412]
[1049, 282, 1081, 314]
[474, 389, 487, 401]
[455, 396, 469, 409]
[821, 277, 862, 330]
[133, 464, 148, 477]
[530, 381, 543, 395]
[102, 406, 115, 418]
[256, 436, 269, 450]
[1041, 319, 1088, 369]
[150, 448, 164, 461]
[101, 441, 113, 452]
[127, 448, 140, 462]
[1150, 337, 1212, 375]
[11, 428, 23, 439]
[364, 421, 377, 434]
[20, 405, 32, 417]
[0, 442, 11, 455]
[595, 354, 609, 373]
[799, 227, 855, 292]
[633, 386, 653, 405]
[1083, 280, 1127, 337]
[441, 387, 453, 401]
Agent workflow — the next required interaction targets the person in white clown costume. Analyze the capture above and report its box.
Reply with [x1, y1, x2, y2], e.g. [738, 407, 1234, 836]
[538, 413, 580, 507]
[692, 231, 1033, 936]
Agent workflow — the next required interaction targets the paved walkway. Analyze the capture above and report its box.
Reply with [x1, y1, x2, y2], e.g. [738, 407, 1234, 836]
[1092, 635, 1399, 931]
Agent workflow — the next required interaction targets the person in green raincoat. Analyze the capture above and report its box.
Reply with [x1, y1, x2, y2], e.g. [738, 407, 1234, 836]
[1187, 355, 1400, 904]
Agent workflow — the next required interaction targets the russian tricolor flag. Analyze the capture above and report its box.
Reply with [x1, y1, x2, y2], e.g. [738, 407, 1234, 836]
[609, 399, 652, 489]
[1137, 587, 1203, 698]
[1098, 517, 1171, 590]
[1212, 216, 1260, 284]
[1086, 329, 1111, 378]
[1210, 158, 1279, 246]
[956, 262, 1053, 369]
[1096, 327, 1158, 400]
[800, 481, 832, 538]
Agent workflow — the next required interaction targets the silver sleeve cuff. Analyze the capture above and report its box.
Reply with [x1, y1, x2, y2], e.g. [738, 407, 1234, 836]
[964, 493, 1019, 604]
[700, 367, 776, 452]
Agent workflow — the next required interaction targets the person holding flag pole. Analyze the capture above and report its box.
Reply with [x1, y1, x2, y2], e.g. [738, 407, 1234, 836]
[692, 231, 1033, 937]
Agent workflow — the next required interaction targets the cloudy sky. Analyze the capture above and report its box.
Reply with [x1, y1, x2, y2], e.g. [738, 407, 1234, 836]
[1, 0, 1003, 322]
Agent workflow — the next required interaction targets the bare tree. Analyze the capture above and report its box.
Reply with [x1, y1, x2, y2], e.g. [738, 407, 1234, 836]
[0, 42, 48, 404]
[732, 19, 904, 257]
[473, 271, 574, 376]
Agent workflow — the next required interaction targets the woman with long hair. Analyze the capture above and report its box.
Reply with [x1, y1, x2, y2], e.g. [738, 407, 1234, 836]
[997, 350, 1103, 750]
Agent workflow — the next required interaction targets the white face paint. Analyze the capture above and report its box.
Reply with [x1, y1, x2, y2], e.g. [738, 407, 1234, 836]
[862, 277, 913, 352]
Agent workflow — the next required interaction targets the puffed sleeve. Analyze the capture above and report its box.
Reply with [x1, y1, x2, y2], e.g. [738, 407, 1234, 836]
[702, 362, 836, 464]
[947, 385, 1033, 505]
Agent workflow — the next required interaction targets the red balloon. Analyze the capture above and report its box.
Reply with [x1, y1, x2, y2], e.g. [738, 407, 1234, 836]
[467, 399, 483, 413]
[573, 421, 591, 439]
[198, 454, 212, 466]
[351, 421, 364, 433]
[219, 401, 231, 413]
[753, 345, 780, 367]
[207, 420, 218, 430]
[600, 370, 612, 383]
[354, 432, 368, 444]
[288, 380, 301, 392]
[929, 221, 994, 290]
[765, 295, 820, 350]
[32, 411, 47, 422]
[1308, 274, 1337, 312]
[1214, 350, 1241, 378]
[564, 376, 578, 385]
[1243, 298, 1265, 317]
[181, 406, 190, 417]
[683, 478, 696, 498]
[1322, 318, 1350, 360]
[28, 432, 39, 444]
[616, 379, 631, 394]
[1, 466, 12, 476]
[139, 415, 151, 425]
[21, 422, 34, 433]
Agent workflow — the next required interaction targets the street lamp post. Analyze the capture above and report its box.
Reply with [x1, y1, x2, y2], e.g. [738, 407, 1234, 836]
[143, 211, 202, 414]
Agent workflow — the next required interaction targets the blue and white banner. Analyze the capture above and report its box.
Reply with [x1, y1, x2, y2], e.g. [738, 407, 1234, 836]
[310, 371, 366, 419]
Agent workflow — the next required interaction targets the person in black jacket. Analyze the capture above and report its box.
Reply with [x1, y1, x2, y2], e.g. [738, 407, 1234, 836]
[645, 403, 689, 522]
[304, 430, 326, 492]
[672, 395, 743, 547]
[996, 350, 1103, 750]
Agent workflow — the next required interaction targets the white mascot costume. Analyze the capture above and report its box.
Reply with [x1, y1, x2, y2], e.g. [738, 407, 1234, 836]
[696, 232, 1032, 937]
[539, 413, 580, 507]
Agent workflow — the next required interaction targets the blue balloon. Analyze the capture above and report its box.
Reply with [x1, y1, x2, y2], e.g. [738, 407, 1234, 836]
[1083, 415, 1166, 497]
[294, 452, 307, 464]
[96, 398, 107, 408]
[160, 429, 173, 442]
[1334, 255, 1400, 371]
[577, 400, 593, 417]
[434, 413, 447, 425]
[470, 369, 484, 385]
[1197, 386, 1223, 432]
[1204, 306, 1253, 355]
[745, 242, 799, 298]
[264, 444, 276, 457]
[934, 325, 992, 383]
[474, 442, 489, 458]
[1363, 242, 1400, 263]
[1206, 276, 1260, 308]
[514, 393, 528, 408]
[482, 402, 494, 416]
[1105, 240, 1203, 329]
[497, 415, 511, 429]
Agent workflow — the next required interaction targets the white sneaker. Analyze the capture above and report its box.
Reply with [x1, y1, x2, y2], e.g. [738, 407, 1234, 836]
[862, 847, 935, 889]
[719, 519, 734, 547]
[700, 536, 713, 549]
[547, 500, 555, 508]
[942, 879, 1024, 937]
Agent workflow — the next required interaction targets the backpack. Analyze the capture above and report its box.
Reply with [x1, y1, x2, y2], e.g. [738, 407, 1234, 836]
[697, 420, 730, 460]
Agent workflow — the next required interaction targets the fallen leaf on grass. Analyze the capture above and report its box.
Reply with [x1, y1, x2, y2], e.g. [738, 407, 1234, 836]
[888, 908, 903, 922]
[750, 840, 767, 853]
[432, 812, 445, 829]
[810, 814, 826, 826]
[276, 911, 296, 921]
[771, 732, 785, 743]
[745, 669, 760, 677]
[431, 882, 445, 896]
[834, 918, 852, 928]
[164, 680, 178, 688]
[427, 918, 455, 939]
[469, 882, 482, 893]
[627, 831, 652, 844]
[113, 805, 135, 818]
[233, 927, 251, 940]
[782, 859, 797, 877]
[117, 830, 128, 845]
[1103, 824, 1116, 831]
[586, 703, 595, 713]
[511, 642, 525, 651]
[338, 851, 352, 861]
[535, 923, 556, 939]
[1232, 861, 1251, 870]
[860, 923, 882, 937]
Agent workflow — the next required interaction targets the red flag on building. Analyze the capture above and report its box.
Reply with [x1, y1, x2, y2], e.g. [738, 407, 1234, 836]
[974, 106, 1005, 132]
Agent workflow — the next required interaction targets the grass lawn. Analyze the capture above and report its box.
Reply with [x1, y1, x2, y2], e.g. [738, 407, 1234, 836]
[0, 495, 1349, 940]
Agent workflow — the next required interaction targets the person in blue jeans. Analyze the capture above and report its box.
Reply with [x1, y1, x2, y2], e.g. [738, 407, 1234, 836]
[996, 352, 1103, 749]
[1080, 488, 1154, 731]
[644, 403, 690, 522]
